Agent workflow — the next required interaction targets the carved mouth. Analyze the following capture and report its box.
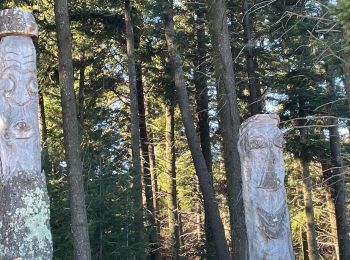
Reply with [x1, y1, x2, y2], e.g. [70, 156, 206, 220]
[257, 204, 286, 239]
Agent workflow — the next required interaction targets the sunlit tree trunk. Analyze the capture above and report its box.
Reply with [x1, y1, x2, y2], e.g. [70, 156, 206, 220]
[205, 0, 248, 258]
[165, 100, 181, 259]
[124, 0, 145, 257]
[322, 162, 340, 260]
[300, 158, 319, 260]
[161, 0, 231, 258]
[193, 3, 216, 258]
[54, 1, 92, 258]
[326, 69, 350, 260]
[328, 119, 350, 260]
[298, 97, 319, 260]
[136, 52, 160, 259]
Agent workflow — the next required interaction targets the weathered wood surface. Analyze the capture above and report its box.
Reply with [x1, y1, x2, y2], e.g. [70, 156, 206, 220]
[0, 9, 53, 259]
[238, 114, 294, 260]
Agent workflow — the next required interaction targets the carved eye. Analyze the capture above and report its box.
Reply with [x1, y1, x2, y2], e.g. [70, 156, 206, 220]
[14, 121, 30, 132]
[0, 78, 15, 97]
[27, 79, 38, 96]
[248, 136, 267, 150]
[274, 134, 285, 148]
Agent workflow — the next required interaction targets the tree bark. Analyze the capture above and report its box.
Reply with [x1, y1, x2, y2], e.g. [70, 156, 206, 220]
[322, 162, 340, 260]
[161, 1, 231, 259]
[136, 59, 160, 259]
[193, 4, 216, 258]
[342, 29, 350, 107]
[165, 101, 181, 259]
[205, 0, 248, 258]
[148, 129, 159, 213]
[0, 9, 52, 259]
[39, 91, 51, 174]
[298, 97, 319, 260]
[243, 0, 260, 116]
[54, 1, 92, 259]
[300, 158, 319, 260]
[328, 119, 350, 260]
[78, 54, 85, 127]
[326, 68, 350, 260]
[124, 0, 145, 257]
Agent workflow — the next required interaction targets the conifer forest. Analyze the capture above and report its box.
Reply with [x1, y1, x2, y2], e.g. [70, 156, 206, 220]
[1, 0, 350, 259]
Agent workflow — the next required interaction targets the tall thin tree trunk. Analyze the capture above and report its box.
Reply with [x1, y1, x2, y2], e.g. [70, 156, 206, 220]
[54, 1, 92, 259]
[205, 0, 248, 258]
[243, 0, 260, 115]
[39, 91, 51, 174]
[148, 129, 159, 213]
[298, 97, 319, 260]
[165, 101, 180, 259]
[193, 4, 215, 258]
[124, 0, 145, 257]
[322, 162, 340, 260]
[78, 54, 85, 127]
[300, 158, 319, 260]
[329, 119, 350, 260]
[136, 61, 160, 259]
[326, 69, 350, 260]
[342, 29, 350, 107]
[161, 1, 231, 259]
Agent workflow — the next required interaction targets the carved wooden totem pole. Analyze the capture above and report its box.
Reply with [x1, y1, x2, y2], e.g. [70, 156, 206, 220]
[238, 114, 294, 260]
[0, 9, 53, 259]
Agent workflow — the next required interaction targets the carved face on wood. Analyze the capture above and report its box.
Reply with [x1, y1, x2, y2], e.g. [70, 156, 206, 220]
[0, 36, 40, 178]
[238, 114, 285, 192]
[0, 37, 38, 107]
[238, 114, 291, 244]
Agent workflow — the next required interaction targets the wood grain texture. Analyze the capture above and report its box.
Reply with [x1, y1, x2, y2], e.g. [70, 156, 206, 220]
[0, 9, 52, 259]
[238, 114, 294, 260]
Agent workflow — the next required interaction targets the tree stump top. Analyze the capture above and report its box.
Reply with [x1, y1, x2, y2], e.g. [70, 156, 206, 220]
[0, 9, 38, 39]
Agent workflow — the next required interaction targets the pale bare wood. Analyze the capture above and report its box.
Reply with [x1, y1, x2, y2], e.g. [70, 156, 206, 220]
[238, 114, 294, 260]
[0, 9, 52, 259]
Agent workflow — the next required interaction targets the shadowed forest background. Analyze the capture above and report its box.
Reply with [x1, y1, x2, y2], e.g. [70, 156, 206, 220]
[1, 0, 350, 259]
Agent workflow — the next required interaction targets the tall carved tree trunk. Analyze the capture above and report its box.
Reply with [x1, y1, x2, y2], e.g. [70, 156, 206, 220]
[193, 4, 215, 258]
[0, 9, 53, 259]
[205, 0, 248, 258]
[124, 0, 145, 257]
[238, 114, 294, 259]
[161, 1, 231, 259]
[54, 1, 92, 259]
[243, 0, 260, 116]
[165, 100, 180, 259]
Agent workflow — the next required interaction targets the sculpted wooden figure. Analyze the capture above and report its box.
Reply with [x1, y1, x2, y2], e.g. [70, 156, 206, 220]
[238, 114, 294, 260]
[0, 9, 53, 259]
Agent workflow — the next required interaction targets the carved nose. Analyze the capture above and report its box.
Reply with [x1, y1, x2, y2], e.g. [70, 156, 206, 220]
[258, 148, 281, 191]
[13, 85, 31, 106]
